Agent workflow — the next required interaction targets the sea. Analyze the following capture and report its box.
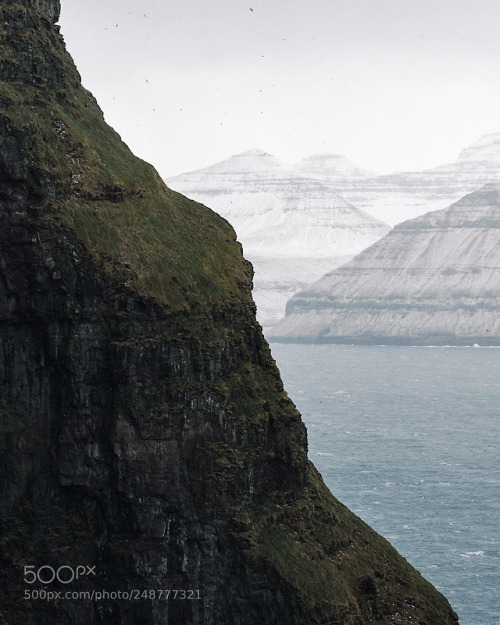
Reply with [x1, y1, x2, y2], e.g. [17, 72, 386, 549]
[270, 344, 499, 625]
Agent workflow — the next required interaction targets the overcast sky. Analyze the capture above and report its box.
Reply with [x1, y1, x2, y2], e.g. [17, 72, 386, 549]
[59, 0, 500, 178]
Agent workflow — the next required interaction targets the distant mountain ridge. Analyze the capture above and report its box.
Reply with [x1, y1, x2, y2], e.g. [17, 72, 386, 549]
[167, 149, 390, 325]
[311, 132, 500, 225]
[167, 149, 388, 257]
[457, 132, 500, 162]
[295, 153, 377, 182]
[269, 184, 500, 345]
[167, 133, 500, 328]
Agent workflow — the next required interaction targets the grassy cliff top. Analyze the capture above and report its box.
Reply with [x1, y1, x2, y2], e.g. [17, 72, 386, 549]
[0, 0, 252, 316]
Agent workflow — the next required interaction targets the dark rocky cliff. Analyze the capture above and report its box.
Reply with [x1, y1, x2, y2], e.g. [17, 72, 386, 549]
[0, 1, 459, 624]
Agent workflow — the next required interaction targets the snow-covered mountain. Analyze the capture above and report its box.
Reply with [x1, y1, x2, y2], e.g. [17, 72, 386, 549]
[268, 185, 500, 345]
[304, 132, 500, 226]
[457, 132, 500, 163]
[166, 149, 390, 326]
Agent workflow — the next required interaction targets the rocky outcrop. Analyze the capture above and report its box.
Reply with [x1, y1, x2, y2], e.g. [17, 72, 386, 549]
[167, 150, 389, 326]
[269, 186, 500, 345]
[36, 0, 60, 23]
[0, 2, 460, 624]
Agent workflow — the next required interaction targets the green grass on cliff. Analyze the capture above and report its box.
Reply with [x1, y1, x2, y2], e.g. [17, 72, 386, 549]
[0, 0, 252, 315]
[246, 467, 458, 624]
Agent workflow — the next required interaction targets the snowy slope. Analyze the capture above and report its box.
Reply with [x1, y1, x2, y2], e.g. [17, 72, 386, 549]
[301, 132, 500, 226]
[269, 185, 500, 345]
[457, 132, 500, 163]
[167, 149, 390, 326]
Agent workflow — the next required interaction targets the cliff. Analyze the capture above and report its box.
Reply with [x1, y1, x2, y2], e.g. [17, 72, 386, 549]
[269, 187, 500, 345]
[0, 1, 459, 624]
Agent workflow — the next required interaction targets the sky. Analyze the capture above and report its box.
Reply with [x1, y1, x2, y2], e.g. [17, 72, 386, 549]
[58, 0, 500, 178]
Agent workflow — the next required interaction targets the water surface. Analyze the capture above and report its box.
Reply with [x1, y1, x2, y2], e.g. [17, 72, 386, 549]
[271, 344, 500, 625]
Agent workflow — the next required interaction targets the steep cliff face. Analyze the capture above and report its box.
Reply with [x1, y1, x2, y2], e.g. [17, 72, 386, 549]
[0, 2, 460, 624]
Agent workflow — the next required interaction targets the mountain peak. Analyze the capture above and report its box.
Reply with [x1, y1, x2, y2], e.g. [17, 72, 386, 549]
[457, 132, 500, 162]
[236, 148, 270, 157]
[168, 148, 291, 182]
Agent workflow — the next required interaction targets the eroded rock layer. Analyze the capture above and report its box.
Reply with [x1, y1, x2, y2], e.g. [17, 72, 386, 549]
[270, 187, 500, 345]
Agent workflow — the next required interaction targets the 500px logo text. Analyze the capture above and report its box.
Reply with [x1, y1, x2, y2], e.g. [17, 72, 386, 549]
[24, 565, 96, 585]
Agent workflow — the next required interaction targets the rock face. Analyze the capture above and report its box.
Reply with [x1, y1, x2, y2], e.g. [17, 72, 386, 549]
[0, 2, 460, 624]
[167, 150, 389, 326]
[36, 0, 60, 22]
[269, 186, 500, 345]
[302, 133, 500, 226]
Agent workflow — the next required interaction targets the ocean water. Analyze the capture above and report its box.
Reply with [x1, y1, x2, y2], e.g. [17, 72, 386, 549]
[270, 344, 500, 625]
